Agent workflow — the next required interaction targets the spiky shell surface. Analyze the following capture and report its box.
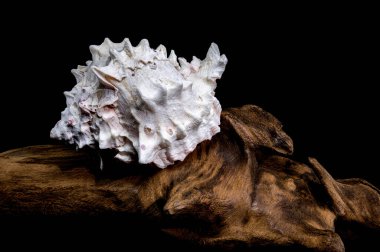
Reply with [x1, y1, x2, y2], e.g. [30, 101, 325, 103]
[51, 38, 227, 168]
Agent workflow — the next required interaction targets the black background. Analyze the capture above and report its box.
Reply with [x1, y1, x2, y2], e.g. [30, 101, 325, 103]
[1, 4, 378, 187]
[0, 3, 379, 250]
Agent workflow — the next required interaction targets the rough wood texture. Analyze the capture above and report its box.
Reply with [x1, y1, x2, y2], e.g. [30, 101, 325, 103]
[1, 105, 379, 251]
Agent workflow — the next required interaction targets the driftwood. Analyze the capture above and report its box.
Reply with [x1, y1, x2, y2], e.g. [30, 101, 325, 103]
[0, 105, 379, 251]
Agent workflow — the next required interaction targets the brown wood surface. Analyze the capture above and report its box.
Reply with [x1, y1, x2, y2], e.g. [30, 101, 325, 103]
[1, 105, 379, 251]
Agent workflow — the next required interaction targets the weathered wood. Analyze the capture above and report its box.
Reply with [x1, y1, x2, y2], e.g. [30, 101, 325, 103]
[1, 105, 379, 251]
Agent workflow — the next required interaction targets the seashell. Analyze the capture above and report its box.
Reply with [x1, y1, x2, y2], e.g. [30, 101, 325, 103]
[50, 38, 228, 168]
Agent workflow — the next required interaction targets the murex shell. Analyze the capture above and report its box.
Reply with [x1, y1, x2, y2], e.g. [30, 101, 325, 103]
[51, 38, 227, 168]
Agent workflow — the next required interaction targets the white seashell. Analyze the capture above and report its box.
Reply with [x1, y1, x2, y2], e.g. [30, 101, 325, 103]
[51, 38, 227, 168]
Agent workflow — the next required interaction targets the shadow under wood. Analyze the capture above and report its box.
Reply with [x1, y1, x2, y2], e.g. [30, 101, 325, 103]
[0, 216, 332, 252]
[335, 219, 380, 252]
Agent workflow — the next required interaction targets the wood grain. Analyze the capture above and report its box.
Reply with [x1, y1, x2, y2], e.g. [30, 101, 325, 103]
[1, 105, 379, 251]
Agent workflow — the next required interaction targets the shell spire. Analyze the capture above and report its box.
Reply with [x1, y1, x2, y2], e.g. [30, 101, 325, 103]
[51, 38, 228, 168]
